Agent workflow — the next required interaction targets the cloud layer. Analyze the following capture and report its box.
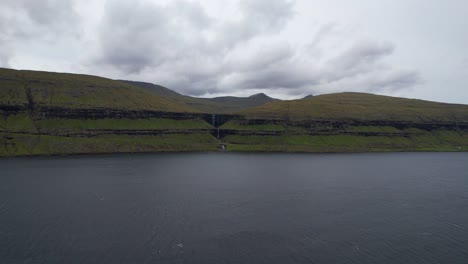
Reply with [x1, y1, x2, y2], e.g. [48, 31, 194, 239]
[2, 0, 422, 98]
[0, 0, 79, 66]
[90, 0, 420, 97]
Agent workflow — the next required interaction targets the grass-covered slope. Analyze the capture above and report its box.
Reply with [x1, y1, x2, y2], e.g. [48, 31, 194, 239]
[222, 130, 468, 152]
[0, 68, 219, 157]
[221, 93, 468, 152]
[207, 93, 277, 113]
[240, 92, 468, 123]
[0, 68, 193, 112]
[121, 80, 278, 113]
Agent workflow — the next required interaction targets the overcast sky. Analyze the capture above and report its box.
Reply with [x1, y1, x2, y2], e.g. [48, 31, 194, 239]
[1, 0, 467, 103]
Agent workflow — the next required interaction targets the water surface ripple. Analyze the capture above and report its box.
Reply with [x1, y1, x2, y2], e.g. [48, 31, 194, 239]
[1, 153, 468, 263]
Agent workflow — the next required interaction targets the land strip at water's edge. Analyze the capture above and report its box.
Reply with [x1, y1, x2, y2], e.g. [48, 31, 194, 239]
[2, 106, 467, 156]
[1, 67, 468, 157]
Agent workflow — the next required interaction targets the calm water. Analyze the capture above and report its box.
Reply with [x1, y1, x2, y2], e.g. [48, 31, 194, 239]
[1, 153, 468, 264]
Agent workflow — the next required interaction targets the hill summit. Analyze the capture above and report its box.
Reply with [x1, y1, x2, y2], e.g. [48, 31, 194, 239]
[119, 80, 278, 113]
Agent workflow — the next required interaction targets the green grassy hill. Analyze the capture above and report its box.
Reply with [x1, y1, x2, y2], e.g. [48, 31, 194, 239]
[240, 92, 468, 123]
[221, 93, 468, 152]
[120, 80, 278, 113]
[0, 68, 193, 112]
[0, 68, 219, 157]
[1, 68, 468, 156]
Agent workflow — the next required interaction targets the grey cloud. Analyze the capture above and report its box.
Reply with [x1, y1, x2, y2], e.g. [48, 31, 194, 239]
[0, 0, 79, 36]
[308, 23, 336, 48]
[216, 40, 417, 96]
[359, 70, 421, 93]
[0, 21, 11, 67]
[90, 0, 420, 98]
[96, 0, 213, 73]
[329, 41, 394, 74]
[0, 42, 11, 67]
[97, 1, 167, 73]
[222, 42, 295, 72]
[373, 70, 421, 91]
[310, 41, 420, 95]
[240, 0, 295, 24]
[18, 0, 78, 26]
[232, 69, 315, 91]
[462, 57, 468, 69]
[223, 0, 294, 43]
[96, 0, 295, 74]
[168, 1, 212, 29]
[0, 0, 80, 66]
[93, 0, 299, 93]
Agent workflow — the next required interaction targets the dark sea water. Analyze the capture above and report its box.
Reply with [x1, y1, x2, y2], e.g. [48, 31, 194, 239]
[1, 153, 468, 264]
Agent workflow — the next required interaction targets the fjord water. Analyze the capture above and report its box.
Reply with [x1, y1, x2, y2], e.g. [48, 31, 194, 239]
[1, 153, 468, 264]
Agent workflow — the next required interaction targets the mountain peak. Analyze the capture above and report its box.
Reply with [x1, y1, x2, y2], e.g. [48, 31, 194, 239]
[249, 93, 271, 99]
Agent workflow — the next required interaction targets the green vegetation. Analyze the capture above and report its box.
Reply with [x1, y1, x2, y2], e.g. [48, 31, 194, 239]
[1, 68, 468, 157]
[0, 68, 193, 112]
[0, 68, 219, 157]
[223, 130, 468, 153]
[345, 126, 403, 133]
[34, 118, 212, 132]
[220, 120, 286, 131]
[0, 133, 218, 157]
[240, 92, 468, 123]
[0, 113, 37, 133]
[0, 111, 213, 133]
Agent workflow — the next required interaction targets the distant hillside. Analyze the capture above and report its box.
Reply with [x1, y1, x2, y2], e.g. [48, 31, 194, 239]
[240, 92, 468, 123]
[0, 68, 193, 112]
[120, 80, 278, 113]
[208, 93, 276, 112]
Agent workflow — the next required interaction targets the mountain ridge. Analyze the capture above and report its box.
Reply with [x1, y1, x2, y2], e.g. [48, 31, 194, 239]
[1, 67, 467, 156]
[118, 80, 278, 113]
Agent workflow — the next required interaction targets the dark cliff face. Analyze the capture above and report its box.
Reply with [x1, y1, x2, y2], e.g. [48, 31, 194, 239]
[2, 103, 468, 157]
[217, 117, 468, 137]
[0, 105, 219, 156]
[1, 104, 237, 125]
[215, 114, 468, 152]
[7, 102, 464, 136]
[237, 118, 468, 131]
